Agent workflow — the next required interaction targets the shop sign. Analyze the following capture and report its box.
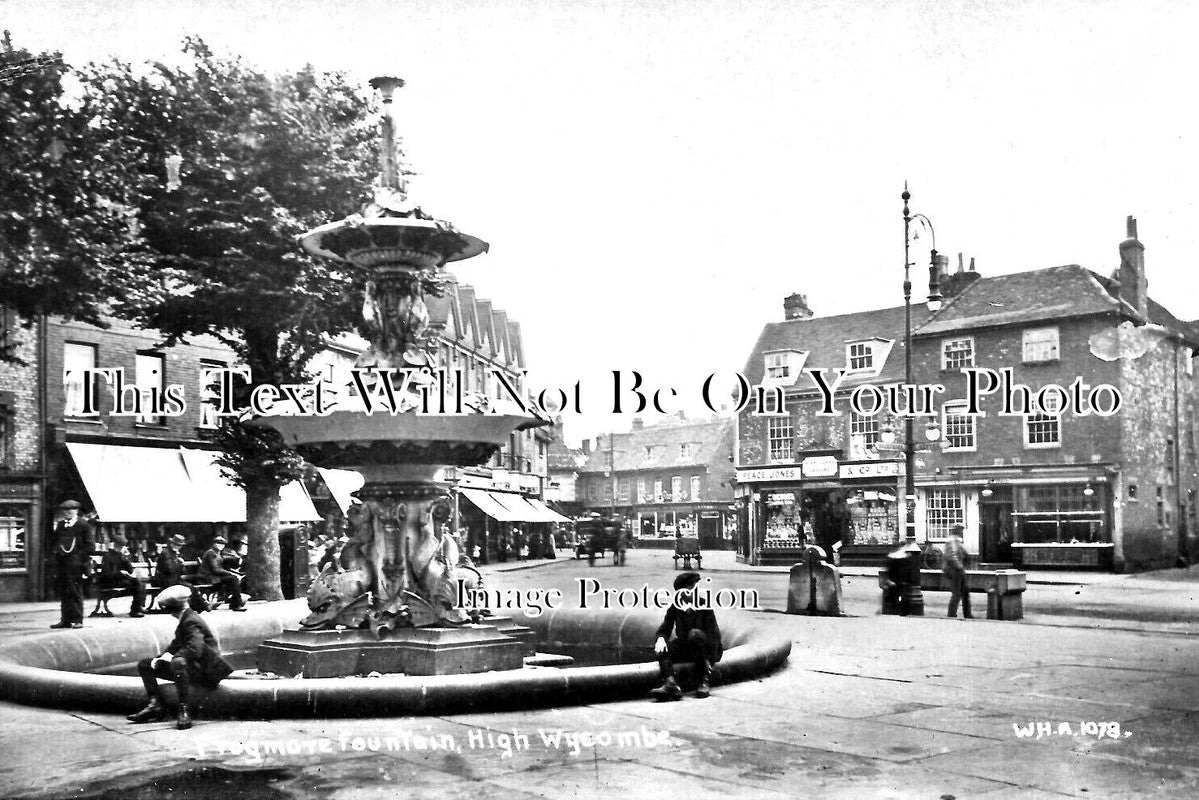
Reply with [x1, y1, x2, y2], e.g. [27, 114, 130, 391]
[801, 456, 838, 478]
[840, 461, 901, 480]
[736, 465, 802, 483]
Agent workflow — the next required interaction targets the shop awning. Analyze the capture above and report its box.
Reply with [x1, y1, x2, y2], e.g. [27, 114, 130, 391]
[317, 467, 365, 514]
[522, 497, 571, 523]
[460, 488, 523, 521]
[66, 443, 321, 523]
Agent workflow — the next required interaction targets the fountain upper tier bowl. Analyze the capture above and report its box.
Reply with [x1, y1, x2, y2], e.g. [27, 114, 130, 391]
[299, 211, 489, 270]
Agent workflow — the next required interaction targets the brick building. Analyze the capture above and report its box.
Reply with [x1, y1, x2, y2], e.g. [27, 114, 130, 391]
[578, 416, 736, 549]
[735, 219, 1198, 571]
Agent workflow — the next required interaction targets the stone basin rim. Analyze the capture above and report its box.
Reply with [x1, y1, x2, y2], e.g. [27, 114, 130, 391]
[0, 602, 791, 718]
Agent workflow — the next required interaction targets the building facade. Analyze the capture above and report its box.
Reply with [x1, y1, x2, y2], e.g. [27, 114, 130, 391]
[578, 416, 736, 549]
[735, 220, 1199, 571]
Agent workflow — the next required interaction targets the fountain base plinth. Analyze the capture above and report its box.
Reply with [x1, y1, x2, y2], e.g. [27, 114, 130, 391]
[256, 625, 526, 678]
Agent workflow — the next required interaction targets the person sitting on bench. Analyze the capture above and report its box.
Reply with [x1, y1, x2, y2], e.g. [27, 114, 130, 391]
[97, 534, 145, 617]
[127, 586, 234, 729]
[199, 534, 246, 611]
[156, 534, 208, 613]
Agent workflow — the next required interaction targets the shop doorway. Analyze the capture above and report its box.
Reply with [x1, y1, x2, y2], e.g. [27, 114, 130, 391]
[980, 498, 1014, 563]
[803, 489, 850, 556]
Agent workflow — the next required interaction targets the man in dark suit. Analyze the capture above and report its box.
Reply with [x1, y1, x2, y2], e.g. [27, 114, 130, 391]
[155, 534, 208, 613]
[198, 534, 245, 611]
[650, 571, 723, 701]
[127, 586, 234, 729]
[97, 533, 145, 617]
[49, 499, 94, 629]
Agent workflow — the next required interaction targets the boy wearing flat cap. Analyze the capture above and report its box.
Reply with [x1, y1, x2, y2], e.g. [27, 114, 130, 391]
[49, 499, 94, 629]
[651, 571, 723, 701]
[97, 533, 146, 617]
[127, 586, 234, 729]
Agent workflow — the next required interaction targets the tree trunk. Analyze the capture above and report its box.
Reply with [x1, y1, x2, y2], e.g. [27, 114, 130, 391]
[246, 476, 284, 601]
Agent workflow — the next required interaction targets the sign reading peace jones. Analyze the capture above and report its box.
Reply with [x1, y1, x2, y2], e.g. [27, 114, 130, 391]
[737, 458, 902, 484]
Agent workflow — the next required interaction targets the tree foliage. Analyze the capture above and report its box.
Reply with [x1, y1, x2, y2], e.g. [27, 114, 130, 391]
[75, 39, 380, 598]
[0, 32, 158, 355]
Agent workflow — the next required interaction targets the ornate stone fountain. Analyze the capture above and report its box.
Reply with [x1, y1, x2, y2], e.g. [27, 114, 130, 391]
[254, 76, 543, 677]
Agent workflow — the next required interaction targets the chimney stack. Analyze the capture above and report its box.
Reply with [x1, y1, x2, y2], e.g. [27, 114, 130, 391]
[783, 293, 813, 320]
[1118, 215, 1148, 319]
[941, 254, 981, 299]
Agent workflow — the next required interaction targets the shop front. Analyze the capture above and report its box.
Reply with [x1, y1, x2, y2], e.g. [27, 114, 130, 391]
[451, 468, 568, 563]
[736, 457, 903, 567]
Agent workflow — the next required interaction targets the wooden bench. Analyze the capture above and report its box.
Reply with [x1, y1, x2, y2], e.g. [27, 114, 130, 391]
[877, 568, 1027, 620]
[90, 558, 221, 616]
[672, 536, 703, 570]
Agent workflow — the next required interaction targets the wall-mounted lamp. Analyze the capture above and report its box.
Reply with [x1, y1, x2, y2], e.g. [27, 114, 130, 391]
[981, 481, 994, 498]
[924, 420, 941, 442]
[1083, 484, 1095, 497]
[879, 421, 896, 445]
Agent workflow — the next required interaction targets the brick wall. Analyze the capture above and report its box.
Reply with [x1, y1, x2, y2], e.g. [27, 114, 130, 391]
[0, 312, 42, 472]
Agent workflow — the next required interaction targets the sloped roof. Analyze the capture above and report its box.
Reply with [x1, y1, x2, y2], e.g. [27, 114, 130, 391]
[913, 265, 1120, 336]
[547, 439, 585, 471]
[579, 417, 734, 474]
[742, 305, 929, 390]
[456, 284, 480, 348]
[913, 264, 1199, 344]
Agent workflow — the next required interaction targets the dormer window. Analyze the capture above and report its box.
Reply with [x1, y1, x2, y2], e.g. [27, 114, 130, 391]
[765, 352, 790, 380]
[848, 342, 873, 371]
[680, 443, 691, 459]
[762, 350, 805, 385]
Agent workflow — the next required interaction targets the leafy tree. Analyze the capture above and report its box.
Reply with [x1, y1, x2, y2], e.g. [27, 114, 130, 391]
[78, 39, 379, 599]
[0, 32, 158, 356]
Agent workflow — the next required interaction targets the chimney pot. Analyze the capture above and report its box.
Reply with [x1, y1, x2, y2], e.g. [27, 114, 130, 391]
[1127, 215, 1138, 240]
[957, 253, 965, 273]
[968, 257, 976, 272]
[1118, 216, 1148, 318]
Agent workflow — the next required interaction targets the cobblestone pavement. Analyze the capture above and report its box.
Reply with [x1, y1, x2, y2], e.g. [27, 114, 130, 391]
[1, 553, 1197, 799]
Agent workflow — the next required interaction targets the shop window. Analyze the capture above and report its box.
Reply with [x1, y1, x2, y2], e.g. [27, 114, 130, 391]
[767, 417, 794, 463]
[941, 337, 975, 371]
[1024, 412, 1061, 448]
[63, 342, 99, 417]
[847, 489, 899, 545]
[0, 504, 28, 569]
[942, 403, 976, 451]
[924, 489, 964, 541]
[847, 342, 873, 371]
[1017, 485, 1107, 543]
[763, 490, 804, 549]
[690, 475, 701, 501]
[135, 351, 166, 425]
[671, 476, 682, 501]
[1022, 327, 1060, 363]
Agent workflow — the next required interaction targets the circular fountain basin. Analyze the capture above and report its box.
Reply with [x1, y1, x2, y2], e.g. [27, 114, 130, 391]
[0, 602, 790, 718]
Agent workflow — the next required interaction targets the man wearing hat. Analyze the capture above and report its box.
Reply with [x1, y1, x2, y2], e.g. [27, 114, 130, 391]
[49, 499, 94, 629]
[97, 533, 146, 617]
[156, 534, 208, 613]
[127, 585, 234, 730]
[650, 571, 723, 701]
[198, 534, 245, 611]
[943, 524, 973, 619]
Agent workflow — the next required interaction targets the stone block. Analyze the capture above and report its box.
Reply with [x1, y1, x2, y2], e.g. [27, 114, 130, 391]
[256, 625, 526, 678]
[786, 548, 843, 616]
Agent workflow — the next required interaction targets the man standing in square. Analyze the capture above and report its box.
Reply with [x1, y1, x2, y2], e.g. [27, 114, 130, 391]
[49, 499, 94, 629]
[943, 524, 973, 619]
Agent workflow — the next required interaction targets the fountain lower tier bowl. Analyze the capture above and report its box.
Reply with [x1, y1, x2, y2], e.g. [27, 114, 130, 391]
[0, 603, 791, 718]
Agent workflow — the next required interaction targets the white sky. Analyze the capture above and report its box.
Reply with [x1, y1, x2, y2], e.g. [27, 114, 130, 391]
[5, 0, 1198, 445]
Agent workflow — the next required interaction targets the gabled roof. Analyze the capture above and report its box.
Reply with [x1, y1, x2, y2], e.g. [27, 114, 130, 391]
[579, 417, 734, 474]
[507, 321, 525, 369]
[474, 298, 494, 352]
[742, 305, 927, 391]
[547, 439, 585, 471]
[457, 284, 480, 348]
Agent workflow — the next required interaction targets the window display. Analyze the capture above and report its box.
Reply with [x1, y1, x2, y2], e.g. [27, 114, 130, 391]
[763, 491, 805, 549]
[846, 489, 898, 545]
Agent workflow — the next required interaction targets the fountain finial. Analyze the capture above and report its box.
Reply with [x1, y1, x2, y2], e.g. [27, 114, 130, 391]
[368, 76, 407, 203]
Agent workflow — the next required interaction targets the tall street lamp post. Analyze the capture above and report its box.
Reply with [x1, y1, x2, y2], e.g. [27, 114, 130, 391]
[900, 184, 943, 617]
